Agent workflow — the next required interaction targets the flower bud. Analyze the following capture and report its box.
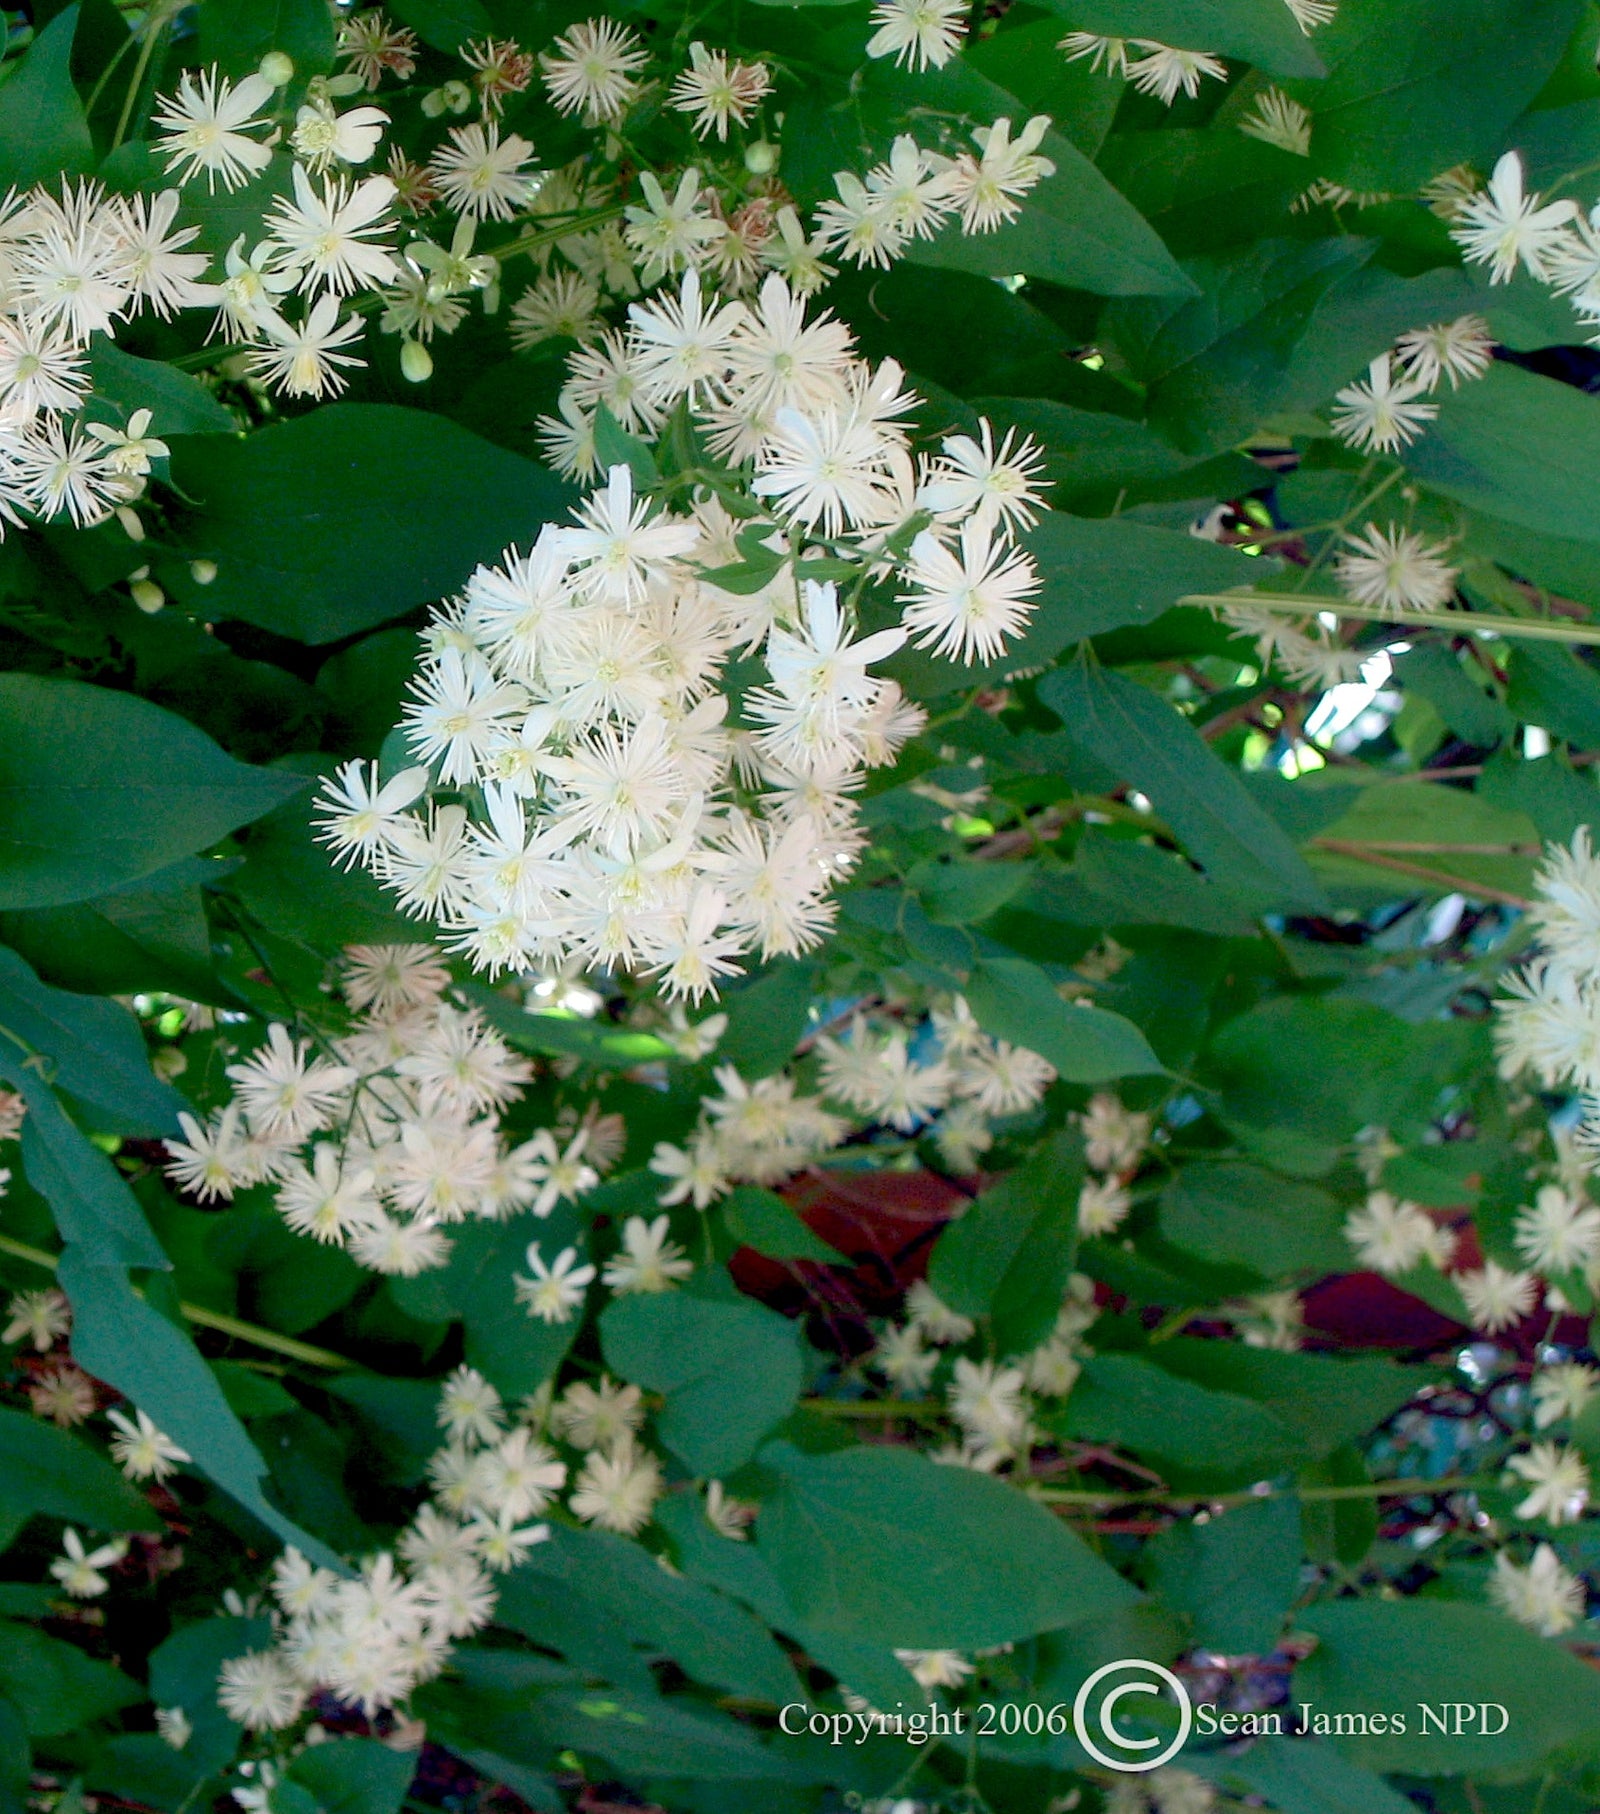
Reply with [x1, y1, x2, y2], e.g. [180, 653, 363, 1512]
[258, 51, 294, 86]
[442, 79, 473, 113]
[400, 340, 434, 383]
[744, 140, 780, 175]
[114, 505, 145, 543]
[151, 1047, 188, 1081]
[131, 578, 166, 615]
[189, 558, 218, 586]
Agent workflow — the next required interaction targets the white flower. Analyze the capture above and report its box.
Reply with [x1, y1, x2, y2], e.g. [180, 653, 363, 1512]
[669, 43, 771, 139]
[875, 1322, 937, 1394]
[438, 1364, 506, 1445]
[558, 463, 701, 607]
[918, 421, 1049, 533]
[865, 0, 967, 71]
[1489, 1543, 1586, 1636]
[291, 96, 389, 171]
[551, 1376, 645, 1450]
[153, 69, 277, 192]
[1506, 1442, 1591, 1525]
[428, 122, 537, 222]
[341, 943, 451, 1014]
[1394, 315, 1495, 390]
[1452, 151, 1578, 284]
[1078, 1175, 1132, 1237]
[905, 1279, 975, 1344]
[1329, 354, 1438, 454]
[1282, 0, 1337, 28]
[943, 116, 1056, 234]
[2, 1287, 69, 1351]
[1059, 33, 1132, 76]
[569, 1437, 662, 1532]
[899, 517, 1041, 665]
[602, 1214, 695, 1292]
[1126, 43, 1228, 105]
[106, 1407, 190, 1482]
[1515, 1184, 1600, 1274]
[1457, 1260, 1539, 1334]
[1079, 1094, 1150, 1173]
[541, 18, 648, 124]
[248, 294, 367, 398]
[626, 267, 748, 409]
[1532, 1362, 1600, 1430]
[1333, 523, 1458, 615]
[217, 1650, 307, 1730]
[623, 168, 724, 283]
[266, 166, 398, 296]
[154, 1706, 193, 1750]
[948, 1356, 1030, 1459]
[705, 1480, 757, 1539]
[226, 1023, 356, 1141]
[895, 1647, 974, 1690]
[315, 760, 429, 868]
[277, 1145, 382, 1244]
[1239, 88, 1311, 157]
[514, 1242, 596, 1323]
[49, 1528, 129, 1598]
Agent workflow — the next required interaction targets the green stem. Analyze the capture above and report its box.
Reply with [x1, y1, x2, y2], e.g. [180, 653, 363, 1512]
[111, 0, 175, 152]
[1184, 592, 1600, 647]
[0, 1232, 354, 1370]
[1034, 1473, 1490, 1510]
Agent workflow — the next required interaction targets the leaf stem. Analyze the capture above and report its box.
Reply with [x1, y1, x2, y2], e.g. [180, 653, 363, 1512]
[1184, 591, 1600, 647]
[0, 1232, 354, 1370]
[1034, 1473, 1490, 1509]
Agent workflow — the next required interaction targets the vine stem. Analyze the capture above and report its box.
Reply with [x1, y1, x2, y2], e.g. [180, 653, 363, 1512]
[0, 1232, 354, 1370]
[1181, 591, 1600, 647]
[1033, 1473, 1491, 1510]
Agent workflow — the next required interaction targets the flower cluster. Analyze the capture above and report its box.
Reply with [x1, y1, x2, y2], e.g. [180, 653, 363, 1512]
[649, 993, 1058, 1209]
[161, 944, 598, 1276]
[319, 268, 1048, 994]
[216, 1361, 683, 1734]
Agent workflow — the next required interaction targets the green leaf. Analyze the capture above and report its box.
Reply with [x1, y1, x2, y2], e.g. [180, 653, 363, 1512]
[88, 341, 235, 437]
[1283, 0, 1585, 190]
[196, 0, 335, 76]
[715, 960, 818, 1078]
[1055, 1353, 1301, 1486]
[911, 122, 1197, 296]
[1392, 643, 1512, 750]
[1147, 1495, 1301, 1656]
[286, 1740, 414, 1814]
[1307, 777, 1540, 900]
[10, 1074, 169, 1270]
[385, 0, 492, 49]
[510, 1524, 804, 1706]
[721, 1184, 843, 1262]
[1506, 642, 1600, 749]
[0, 1622, 140, 1736]
[1040, 658, 1328, 910]
[55, 1249, 343, 1569]
[459, 982, 672, 1067]
[1106, 243, 1474, 455]
[0, 674, 302, 909]
[755, 1439, 1138, 1648]
[601, 1292, 802, 1476]
[966, 956, 1164, 1082]
[0, 9, 92, 190]
[389, 1210, 583, 1398]
[1202, 1736, 1422, 1814]
[0, 945, 182, 1133]
[1295, 1599, 1600, 1773]
[1408, 361, 1600, 543]
[929, 1130, 1083, 1351]
[0, 1404, 161, 1533]
[1031, 0, 1324, 75]
[1160, 1161, 1351, 1279]
[168, 405, 574, 644]
[148, 1616, 269, 1775]
[911, 857, 1031, 925]
[1206, 994, 1485, 1148]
